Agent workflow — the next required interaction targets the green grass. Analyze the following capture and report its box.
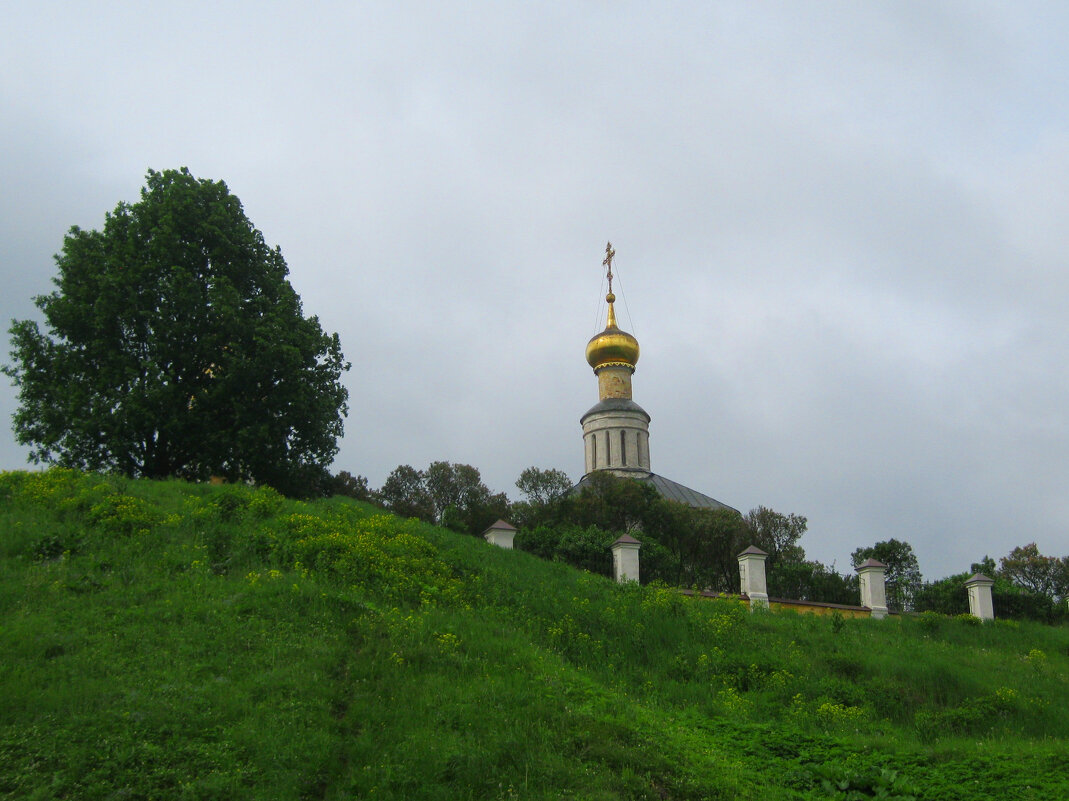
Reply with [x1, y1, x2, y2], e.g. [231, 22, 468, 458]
[1, 468, 1067, 799]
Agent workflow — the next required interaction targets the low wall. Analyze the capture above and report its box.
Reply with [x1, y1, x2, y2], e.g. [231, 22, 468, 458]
[681, 589, 880, 618]
[766, 598, 874, 618]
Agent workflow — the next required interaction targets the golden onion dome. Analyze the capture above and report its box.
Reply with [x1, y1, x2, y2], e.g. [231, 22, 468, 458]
[585, 293, 640, 371]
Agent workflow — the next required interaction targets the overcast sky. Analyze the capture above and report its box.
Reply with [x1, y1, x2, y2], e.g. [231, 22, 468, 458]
[2, 2, 1067, 578]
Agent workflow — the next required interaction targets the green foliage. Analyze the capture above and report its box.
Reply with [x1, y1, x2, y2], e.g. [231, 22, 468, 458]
[326, 470, 373, 501]
[3, 168, 349, 496]
[514, 524, 564, 560]
[992, 580, 1064, 623]
[554, 524, 615, 577]
[423, 460, 509, 534]
[3, 468, 1069, 800]
[278, 511, 460, 605]
[999, 543, 1069, 601]
[768, 560, 858, 604]
[913, 573, 971, 616]
[86, 493, 166, 536]
[511, 466, 574, 530]
[811, 764, 918, 800]
[379, 461, 508, 534]
[743, 506, 807, 567]
[515, 466, 572, 506]
[913, 687, 1023, 740]
[515, 524, 615, 577]
[560, 469, 661, 534]
[378, 464, 435, 522]
[664, 505, 748, 591]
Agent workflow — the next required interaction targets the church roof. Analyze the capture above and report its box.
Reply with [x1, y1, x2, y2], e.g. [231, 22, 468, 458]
[646, 473, 737, 512]
[580, 397, 651, 423]
[574, 471, 737, 513]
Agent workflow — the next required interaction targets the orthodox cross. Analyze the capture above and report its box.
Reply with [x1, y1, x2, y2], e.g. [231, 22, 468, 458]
[602, 241, 616, 295]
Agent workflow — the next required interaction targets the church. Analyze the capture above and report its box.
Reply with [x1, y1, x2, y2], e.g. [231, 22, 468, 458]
[574, 244, 737, 513]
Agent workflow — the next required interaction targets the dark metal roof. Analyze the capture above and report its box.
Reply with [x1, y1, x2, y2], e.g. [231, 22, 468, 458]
[579, 397, 651, 423]
[574, 471, 737, 513]
[644, 473, 737, 513]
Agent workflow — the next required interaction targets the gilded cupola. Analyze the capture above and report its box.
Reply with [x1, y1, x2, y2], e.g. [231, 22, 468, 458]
[585, 291, 640, 372]
[585, 242, 639, 373]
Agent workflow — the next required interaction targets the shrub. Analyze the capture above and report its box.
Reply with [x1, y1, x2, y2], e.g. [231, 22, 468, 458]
[87, 494, 163, 536]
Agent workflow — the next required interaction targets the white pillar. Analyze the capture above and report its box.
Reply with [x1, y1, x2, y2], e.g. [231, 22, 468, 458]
[964, 573, 995, 621]
[737, 545, 769, 610]
[611, 534, 641, 583]
[855, 558, 889, 619]
[482, 519, 517, 549]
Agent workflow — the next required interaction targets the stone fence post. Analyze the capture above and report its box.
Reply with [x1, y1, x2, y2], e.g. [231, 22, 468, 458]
[737, 545, 769, 610]
[855, 558, 888, 619]
[964, 573, 995, 621]
[482, 519, 517, 549]
[611, 534, 641, 583]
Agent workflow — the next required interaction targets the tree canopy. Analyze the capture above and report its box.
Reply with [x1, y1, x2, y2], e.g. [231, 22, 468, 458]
[999, 543, 1068, 601]
[742, 506, 807, 568]
[379, 465, 436, 522]
[515, 467, 573, 506]
[4, 168, 349, 495]
[377, 461, 509, 535]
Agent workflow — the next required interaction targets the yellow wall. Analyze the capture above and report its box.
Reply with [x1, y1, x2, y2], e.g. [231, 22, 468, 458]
[766, 600, 872, 618]
[685, 590, 878, 619]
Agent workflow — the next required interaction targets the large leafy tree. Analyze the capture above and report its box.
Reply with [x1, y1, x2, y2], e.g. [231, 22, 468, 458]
[515, 467, 573, 506]
[742, 506, 807, 568]
[378, 465, 435, 523]
[4, 168, 349, 494]
[511, 466, 574, 529]
[424, 461, 487, 522]
[377, 461, 507, 533]
[998, 543, 1068, 601]
[424, 460, 508, 534]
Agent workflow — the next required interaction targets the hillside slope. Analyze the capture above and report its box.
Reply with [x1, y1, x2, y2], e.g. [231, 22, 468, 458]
[2, 470, 1067, 800]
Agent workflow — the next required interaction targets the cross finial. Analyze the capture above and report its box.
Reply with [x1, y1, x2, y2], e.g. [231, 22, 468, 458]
[603, 241, 615, 295]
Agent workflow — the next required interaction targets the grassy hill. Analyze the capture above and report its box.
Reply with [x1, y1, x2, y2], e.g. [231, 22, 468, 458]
[2, 469, 1067, 800]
